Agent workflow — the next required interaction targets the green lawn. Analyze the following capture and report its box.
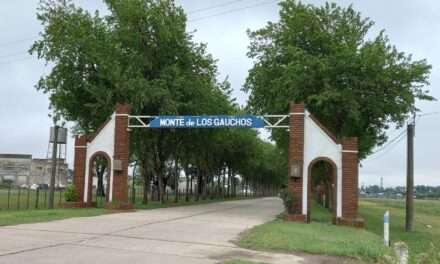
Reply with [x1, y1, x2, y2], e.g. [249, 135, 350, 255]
[237, 198, 440, 263]
[360, 198, 440, 263]
[0, 208, 112, 226]
[0, 193, 254, 226]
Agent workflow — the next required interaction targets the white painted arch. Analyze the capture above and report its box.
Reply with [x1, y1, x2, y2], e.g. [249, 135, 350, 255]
[83, 113, 116, 203]
[302, 110, 343, 218]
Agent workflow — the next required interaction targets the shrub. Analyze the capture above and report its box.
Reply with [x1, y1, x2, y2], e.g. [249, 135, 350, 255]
[64, 185, 78, 202]
[280, 187, 296, 214]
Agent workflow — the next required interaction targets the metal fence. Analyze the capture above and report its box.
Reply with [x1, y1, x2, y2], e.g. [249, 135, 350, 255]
[0, 183, 276, 211]
[0, 185, 65, 211]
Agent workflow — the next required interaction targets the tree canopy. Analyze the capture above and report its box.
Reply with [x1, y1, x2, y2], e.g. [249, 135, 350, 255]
[244, 0, 433, 158]
[30, 0, 286, 203]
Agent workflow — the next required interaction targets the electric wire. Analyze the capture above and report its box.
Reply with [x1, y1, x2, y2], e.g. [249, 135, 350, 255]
[0, 36, 38, 47]
[187, 0, 248, 14]
[188, 0, 279, 22]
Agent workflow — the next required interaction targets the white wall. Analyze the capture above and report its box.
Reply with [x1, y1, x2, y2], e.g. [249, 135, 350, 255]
[83, 113, 115, 202]
[302, 111, 343, 218]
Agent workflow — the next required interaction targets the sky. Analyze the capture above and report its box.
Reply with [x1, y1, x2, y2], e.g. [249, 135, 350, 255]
[0, 0, 439, 187]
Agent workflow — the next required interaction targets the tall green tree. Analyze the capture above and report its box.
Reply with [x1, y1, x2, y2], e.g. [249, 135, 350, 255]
[244, 0, 434, 157]
[30, 0, 229, 202]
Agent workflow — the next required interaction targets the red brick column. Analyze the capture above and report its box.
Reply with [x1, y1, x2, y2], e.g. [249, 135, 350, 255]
[73, 135, 87, 202]
[340, 137, 364, 228]
[286, 102, 307, 222]
[112, 104, 131, 204]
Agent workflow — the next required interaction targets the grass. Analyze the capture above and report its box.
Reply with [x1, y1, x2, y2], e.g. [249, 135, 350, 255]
[0, 192, 255, 226]
[360, 198, 440, 263]
[0, 208, 112, 226]
[238, 217, 386, 262]
[237, 198, 440, 263]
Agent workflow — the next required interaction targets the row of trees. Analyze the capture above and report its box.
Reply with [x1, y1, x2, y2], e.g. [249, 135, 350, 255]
[361, 185, 440, 199]
[31, 0, 432, 203]
[31, 0, 286, 203]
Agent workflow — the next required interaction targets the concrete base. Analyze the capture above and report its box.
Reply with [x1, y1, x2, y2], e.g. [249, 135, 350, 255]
[104, 202, 134, 210]
[284, 213, 307, 222]
[335, 217, 364, 228]
[59, 202, 90, 208]
[285, 213, 364, 228]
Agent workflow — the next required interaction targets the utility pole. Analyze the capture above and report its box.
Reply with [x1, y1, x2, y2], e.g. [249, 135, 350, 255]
[48, 125, 59, 209]
[380, 176, 383, 191]
[405, 120, 414, 232]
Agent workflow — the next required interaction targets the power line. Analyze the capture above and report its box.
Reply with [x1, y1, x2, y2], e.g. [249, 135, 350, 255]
[187, 0, 247, 14]
[418, 111, 440, 118]
[0, 50, 29, 59]
[371, 128, 407, 155]
[0, 55, 33, 66]
[0, 36, 38, 47]
[364, 130, 407, 163]
[363, 110, 437, 163]
[188, 0, 279, 22]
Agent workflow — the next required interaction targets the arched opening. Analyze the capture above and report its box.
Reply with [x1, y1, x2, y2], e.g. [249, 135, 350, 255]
[308, 158, 337, 224]
[88, 152, 111, 207]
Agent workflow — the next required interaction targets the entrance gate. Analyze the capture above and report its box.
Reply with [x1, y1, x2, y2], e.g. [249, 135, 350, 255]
[72, 102, 363, 227]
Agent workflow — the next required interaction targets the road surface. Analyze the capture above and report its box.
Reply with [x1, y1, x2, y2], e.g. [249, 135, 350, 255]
[0, 197, 344, 264]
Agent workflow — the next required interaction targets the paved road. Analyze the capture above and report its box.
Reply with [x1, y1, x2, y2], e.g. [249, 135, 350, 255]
[0, 198, 338, 264]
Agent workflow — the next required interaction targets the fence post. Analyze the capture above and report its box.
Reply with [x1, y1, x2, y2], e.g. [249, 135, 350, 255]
[384, 211, 390, 246]
[44, 189, 47, 208]
[7, 184, 11, 210]
[17, 187, 21, 210]
[26, 187, 30, 209]
[35, 188, 40, 209]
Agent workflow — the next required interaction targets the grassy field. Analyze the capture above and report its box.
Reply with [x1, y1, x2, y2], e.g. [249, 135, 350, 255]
[360, 198, 440, 263]
[0, 208, 112, 226]
[237, 198, 440, 263]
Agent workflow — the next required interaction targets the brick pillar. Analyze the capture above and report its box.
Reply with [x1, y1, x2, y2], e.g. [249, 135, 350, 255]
[340, 137, 364, 228]
[112, 103, 131, 203]
[286, 102, 307, 222]
[73, 135, 87, 202]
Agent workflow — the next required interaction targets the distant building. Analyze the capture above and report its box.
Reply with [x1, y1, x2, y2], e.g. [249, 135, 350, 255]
[0, 154, 69, 187]
[0, 154, 31, 185]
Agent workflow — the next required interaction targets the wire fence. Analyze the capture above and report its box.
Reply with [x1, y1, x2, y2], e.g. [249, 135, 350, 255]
[0, 184, 66, 211]
[0, 183, 278, 211]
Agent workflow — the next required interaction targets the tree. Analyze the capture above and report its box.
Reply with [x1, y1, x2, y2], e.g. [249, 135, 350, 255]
[244, 1, 433, 158]
[30, 0, 229, 203]
[30, 0, 288, 205]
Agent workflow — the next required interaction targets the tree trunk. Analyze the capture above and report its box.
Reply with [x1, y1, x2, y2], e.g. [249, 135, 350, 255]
[217, 169, 221, 198]
[96, 163, 106, 198]
[184, 163, 189, 202]
[196, 167, 200, 201]
[141, 159, 149, 205]
[174, 157, 179, 203]
[227, 167, 231, 198]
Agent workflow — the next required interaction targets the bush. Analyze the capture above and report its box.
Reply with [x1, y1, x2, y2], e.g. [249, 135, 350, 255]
[64, 185, 78, 202]
[280, 187, 296, 214]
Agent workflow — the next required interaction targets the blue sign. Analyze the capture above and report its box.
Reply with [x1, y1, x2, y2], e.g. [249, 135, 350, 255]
[149, 115, 265, 128]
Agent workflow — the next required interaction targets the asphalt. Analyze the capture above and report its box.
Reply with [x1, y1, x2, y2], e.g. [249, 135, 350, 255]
[0, 197, 339, 264]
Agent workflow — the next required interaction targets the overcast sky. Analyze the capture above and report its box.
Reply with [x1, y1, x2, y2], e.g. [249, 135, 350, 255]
[0, 0, 439, 187]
